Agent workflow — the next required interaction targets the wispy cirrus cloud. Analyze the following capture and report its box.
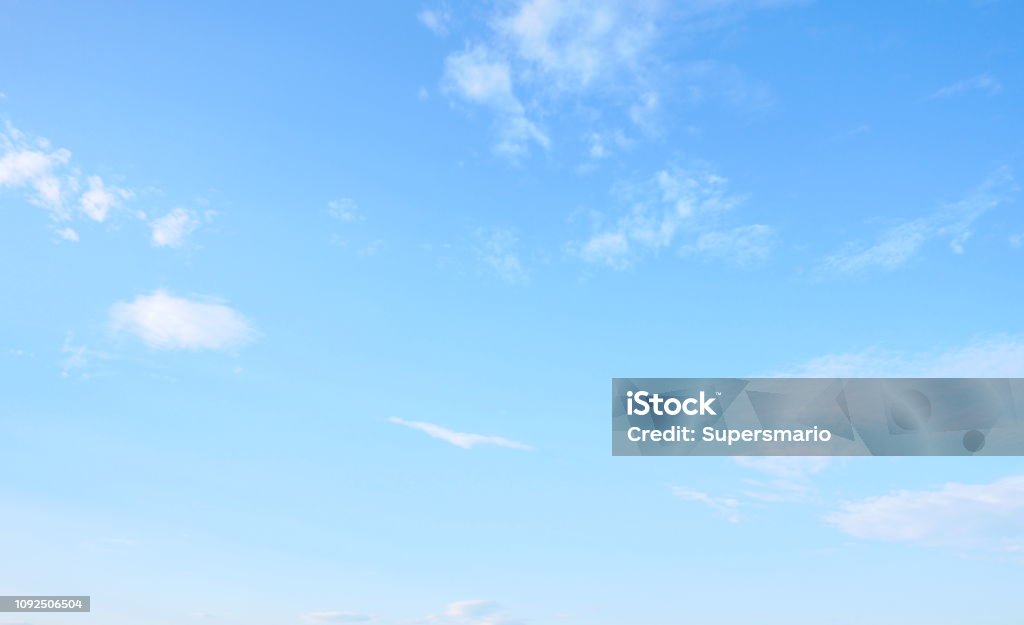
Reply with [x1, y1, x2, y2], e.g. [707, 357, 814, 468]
[492, 0, 661, 93]
[670, 486, 742, 523]
[388, 417, 531, 451]
[671, 458, 832, 522]
[419, 599, 517, 625]
[303, 611, 375, 624]
[571, 165, 774, 269]
[430, 0, 800, 158]
[327, 198, 363, 222]
[682, 224, 776, 266]
[826, 475, 1024, 556]
[443, 44, 550, 157]
[443, 0, 662, 154]
[817, 167, 1016, 277]
[734, 457, 831, 504]
[929, 72, 1002, 99]
[474, 227, 530, 285]
[776, 335, 1024, 378]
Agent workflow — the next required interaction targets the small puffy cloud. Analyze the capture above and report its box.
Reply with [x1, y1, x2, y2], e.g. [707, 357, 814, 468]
[110, 290, 254, 351]
[328, 198, 363, 222]
[578, 231, 630, 268]
[826, 475, 1024, 554]
[418, 7, 452, 36]
[55, 226, 80, 242]
[79, 175, 132, 222]
[150, 207, 200, 247]
[929, 72, 1002, 99]
[445, 45, 517, 107]
[304, 612, 374, 623]
[584, 129, 631, 160]
[818, 167, 1016, 277]
[388, 417, 531, 451]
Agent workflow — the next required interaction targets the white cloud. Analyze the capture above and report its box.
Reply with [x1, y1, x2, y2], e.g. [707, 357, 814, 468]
[587, 133, 608, 158]
[110, 290, 254, 351]
[733, 457, 831, 481]
[826, 475, 1024, 554]
[60, 333, 90, 378]
[445, 600, 500, 619]
[670, 486, 742, 523]
[628, 90, 661, 133]
[438, 0, 662, 155]
[819, 167, 1015, 276]
[0, 122, 73, 217]
[443, 45, 549, 156]
[584, 130, 629, 159]
[1010, 233, 1022, 248]
[929, 72, 1002, 99]
[578, 231, 630, 268]
[475, 227, 529, 284]
[304, 611, 374, 623]
[424, 600, 515, 625]
[683, 224, 776, 266]
[418, 7, 452, 36]
[55, 226, 80, 242]
[574, 166, 769, 268]
[79, 175, 132, 222]
[150, 208, 200, 248]
[328, 198, 363, 222]
[734, 457, 830, 503]
[494, 0, 660, 91]
[388, 417, 531, 451]
[1, 121, 133, 231]
[672, 458, 831, 522]
[435, 1, 803, 156]
[778, 335, 1024, 378]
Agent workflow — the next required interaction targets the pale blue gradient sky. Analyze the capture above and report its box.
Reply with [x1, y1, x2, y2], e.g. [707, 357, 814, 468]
[1, 2, 1023, 624]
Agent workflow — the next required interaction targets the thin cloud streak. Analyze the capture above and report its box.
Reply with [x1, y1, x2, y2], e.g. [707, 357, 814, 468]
[388, 417, 532, 450]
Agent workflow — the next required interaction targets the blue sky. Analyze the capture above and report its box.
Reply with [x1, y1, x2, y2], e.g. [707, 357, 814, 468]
[1, 1, 1024, 624]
